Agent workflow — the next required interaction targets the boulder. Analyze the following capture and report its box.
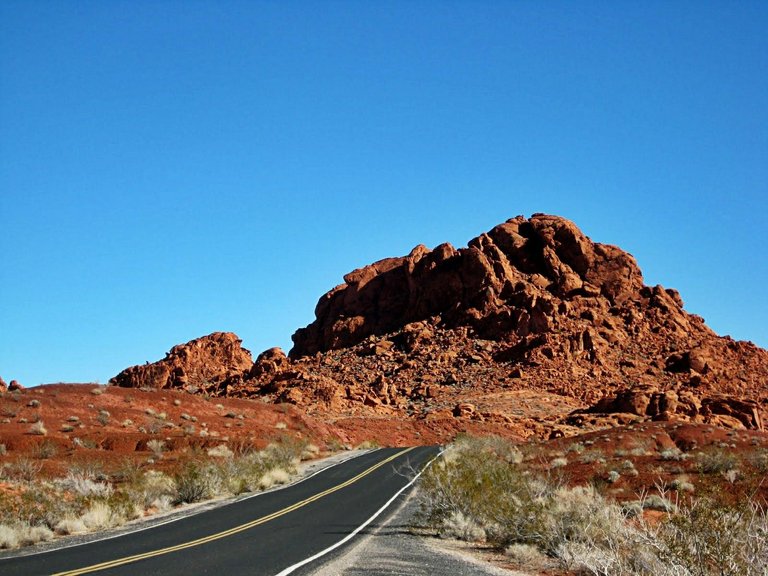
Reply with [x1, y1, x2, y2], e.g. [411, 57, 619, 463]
[583, 385, 763, 431]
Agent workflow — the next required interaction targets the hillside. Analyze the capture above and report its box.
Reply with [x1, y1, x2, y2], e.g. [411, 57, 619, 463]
[108, 214, 768, 440]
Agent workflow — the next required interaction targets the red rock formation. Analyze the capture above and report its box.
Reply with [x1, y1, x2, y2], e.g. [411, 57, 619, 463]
[0, 377, 7, 393]
[110, 214, 768, 437]
[8, 380, 24, 391]
[582, 385, 763, 431]
[110, 332, 254, 395]
[290, 214, 644, 357]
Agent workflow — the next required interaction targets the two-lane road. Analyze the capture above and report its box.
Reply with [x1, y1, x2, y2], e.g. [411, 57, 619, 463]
[1, 446, 440, 576]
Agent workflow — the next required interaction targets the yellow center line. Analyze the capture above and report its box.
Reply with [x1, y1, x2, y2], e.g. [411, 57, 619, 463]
[52, 448, 415, 576]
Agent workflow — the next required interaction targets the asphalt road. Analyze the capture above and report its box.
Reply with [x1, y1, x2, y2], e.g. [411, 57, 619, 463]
[0, 446, 440, 576]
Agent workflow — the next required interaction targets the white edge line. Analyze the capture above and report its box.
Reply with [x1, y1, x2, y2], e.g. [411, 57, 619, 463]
[273, 447, 445, 576]
[0, 449, 379, 560]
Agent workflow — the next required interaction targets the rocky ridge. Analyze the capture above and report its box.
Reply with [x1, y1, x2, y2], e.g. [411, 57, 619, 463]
[110, 214, 768, 437]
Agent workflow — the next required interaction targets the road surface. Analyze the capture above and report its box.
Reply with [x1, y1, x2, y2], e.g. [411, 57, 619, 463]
[0, 446, 439, 576]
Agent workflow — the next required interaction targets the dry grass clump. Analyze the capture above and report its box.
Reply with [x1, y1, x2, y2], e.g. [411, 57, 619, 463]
[417, 435, 768, 576]
[0, 436, 309, 550]
[28, 420, 47, 436]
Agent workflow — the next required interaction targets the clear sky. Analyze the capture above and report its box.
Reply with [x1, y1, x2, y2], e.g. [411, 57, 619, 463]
[1, 1, 766, 386]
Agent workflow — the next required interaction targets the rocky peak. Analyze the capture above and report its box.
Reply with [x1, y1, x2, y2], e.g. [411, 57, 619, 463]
[290, 214, 645, 357]
[108, 214, 768, 436]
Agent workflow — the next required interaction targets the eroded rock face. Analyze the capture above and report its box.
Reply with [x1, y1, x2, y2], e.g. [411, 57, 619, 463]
[0, 377, 7, 393]
[109, 332, 254, 395]
[583, 385, 764, 431]
[290, 214, 644, 357]
[109, 214, 768, 436]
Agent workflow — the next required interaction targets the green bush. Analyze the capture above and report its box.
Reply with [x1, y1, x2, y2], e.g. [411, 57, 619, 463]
[417, 436, 768, 576]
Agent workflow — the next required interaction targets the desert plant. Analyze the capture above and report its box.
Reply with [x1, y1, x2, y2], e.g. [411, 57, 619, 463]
[10, 458, 42, 482]
[33, 440, 58, 459]
[0, 525, 19, 549]
[697, 449, 738, 474]
[258, 467, 291, 490]
[172, 460, 216, 504]
[54, 516, 87, 536]
[57, 470, 113, 498]
[652, 497, 768, 576]
[207, 444, 234, 459]
[146, 439, 165, 457]
[660, 447, 687, 461]
[28, 420, 47, 436]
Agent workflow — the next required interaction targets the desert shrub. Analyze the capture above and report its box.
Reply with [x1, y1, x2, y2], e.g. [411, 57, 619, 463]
[28, 421, 47, 436]
[300, 443, 320, 461]
[651, 498, 768, 576]
[33, 440, 58, 459]
[54, 516, 87, 535]
[10, 458, 42, 482]
[172, 460, 220, 504]
[418, 436, 768, 576]
[671, 477, 695, 493]
[417, 437, 558, 548]
[697, 449, 738, 474]
[207, 444, 234, 459]
[439, 510, 487, 541]
[579, 450, 606, 464]
[80, 501, 121, 530]
[660, 447, 687, 461]
[640, 494, 677, 513]
[355, 439, 380, 450]
[146, 439, 165, 456]
[18, 524, 54, 546]
[749, 449, 768, 473]
[262, 437, 303, 471]
[258, 467, 291, 490]
[0, 436, 303, 551]
[57, 470, 113, 498]
[505, 542, 550, 568]
[132, 469, 175, 509]
[0, 524, 19, 549]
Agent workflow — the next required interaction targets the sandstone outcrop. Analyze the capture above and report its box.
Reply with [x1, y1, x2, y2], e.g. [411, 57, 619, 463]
[291, 214, 644, 357]
[110, 214, 768, 437]
[110, 332, 254, 394]
[0, 377, 7, 393]
[581, 385, 763, 431]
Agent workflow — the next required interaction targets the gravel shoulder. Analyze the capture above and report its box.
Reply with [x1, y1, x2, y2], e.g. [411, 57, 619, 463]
[308, 490, 525, 576]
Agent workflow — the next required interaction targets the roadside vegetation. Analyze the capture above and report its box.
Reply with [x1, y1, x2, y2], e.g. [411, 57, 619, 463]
[417, 435, 768, 576]
[0, 437, 315, 550]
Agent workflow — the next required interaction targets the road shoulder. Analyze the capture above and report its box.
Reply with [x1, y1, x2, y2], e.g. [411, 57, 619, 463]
[309, 490, 526, 576]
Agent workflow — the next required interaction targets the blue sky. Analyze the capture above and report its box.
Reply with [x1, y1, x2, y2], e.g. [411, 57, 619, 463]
[1, 1, 766, 385]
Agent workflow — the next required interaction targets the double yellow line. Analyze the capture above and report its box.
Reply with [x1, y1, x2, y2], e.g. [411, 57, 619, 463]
[54, 447, 415, 575]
